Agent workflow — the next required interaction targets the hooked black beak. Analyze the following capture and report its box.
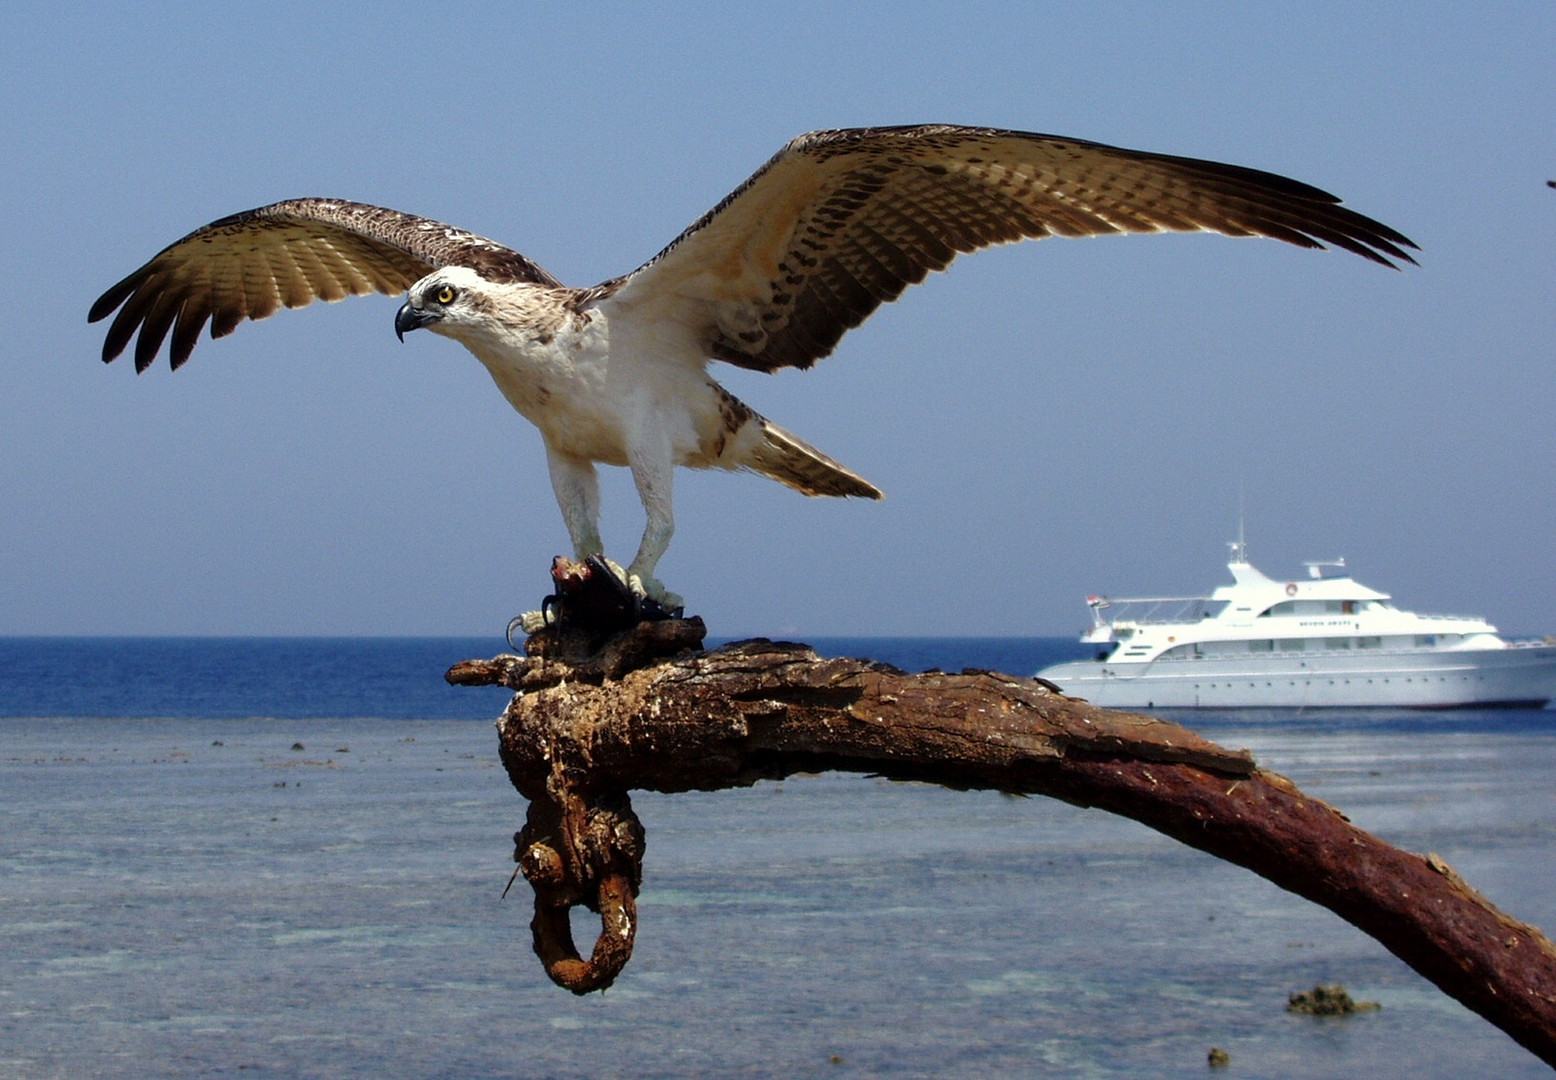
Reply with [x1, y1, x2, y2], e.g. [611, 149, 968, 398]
[394, 302, 439, 342]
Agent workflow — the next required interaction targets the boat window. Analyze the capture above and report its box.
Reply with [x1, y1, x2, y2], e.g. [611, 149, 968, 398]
[1267, 599, 1350, 616]
[1279, 638, 1306, 651]
[1326, 637, 1351, 650]
[1357, 636, 1382, 649]
[1415, 635, 1437, 647]
[1248, 640, 1274, 653]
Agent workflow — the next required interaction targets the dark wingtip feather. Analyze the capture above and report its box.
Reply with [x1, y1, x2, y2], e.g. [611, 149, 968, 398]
[88, 274, 140, 325]
[1317, 219, 1419, 271]
[132, 297, 179, 374]
[169, 302, 209, 371]
[100, 298, 144, 365]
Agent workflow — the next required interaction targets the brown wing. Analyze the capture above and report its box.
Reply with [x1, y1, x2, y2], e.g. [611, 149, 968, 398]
[607, 125, 1417, 373]
[89, 198, 561, 372]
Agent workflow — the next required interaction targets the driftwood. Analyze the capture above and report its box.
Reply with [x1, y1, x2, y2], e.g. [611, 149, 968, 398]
[448, 558, 1556, 1068]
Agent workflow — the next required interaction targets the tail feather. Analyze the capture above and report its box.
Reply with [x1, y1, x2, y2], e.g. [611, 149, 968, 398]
[747, 418, 883, 499]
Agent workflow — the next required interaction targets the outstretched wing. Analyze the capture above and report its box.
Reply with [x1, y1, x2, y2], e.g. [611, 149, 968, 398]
[89, 198, 561, 372]
[608, 125, 1417, 373]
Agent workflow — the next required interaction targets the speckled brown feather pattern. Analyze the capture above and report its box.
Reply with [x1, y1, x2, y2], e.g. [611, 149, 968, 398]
[89, 199, 562, 372]
[621, 125, 1416, 374]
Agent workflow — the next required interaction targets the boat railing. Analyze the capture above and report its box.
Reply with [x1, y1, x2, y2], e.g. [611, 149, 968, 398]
[1089, 595, 1219, 627]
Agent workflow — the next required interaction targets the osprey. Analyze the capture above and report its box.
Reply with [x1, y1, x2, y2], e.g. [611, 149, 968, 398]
[90, 125, 1414, 610]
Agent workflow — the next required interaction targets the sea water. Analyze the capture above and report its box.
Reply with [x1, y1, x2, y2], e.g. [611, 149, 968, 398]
[1, 637, 1553, 1078]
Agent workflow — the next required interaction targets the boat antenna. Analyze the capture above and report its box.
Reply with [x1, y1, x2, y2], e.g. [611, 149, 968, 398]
[1228, 509, 1248, 565]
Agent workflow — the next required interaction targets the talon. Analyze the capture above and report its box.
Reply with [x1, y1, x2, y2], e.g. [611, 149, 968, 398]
[517, 609, 552, 636]
[519, 555, 686, 641]
[628, 572, 684, 614]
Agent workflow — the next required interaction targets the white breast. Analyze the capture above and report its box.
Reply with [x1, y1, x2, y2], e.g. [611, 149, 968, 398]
[461, 302, 725, 468]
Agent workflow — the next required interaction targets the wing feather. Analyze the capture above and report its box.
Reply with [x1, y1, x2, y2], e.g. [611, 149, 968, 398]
[89, 198, 560, 370]
[102, 282, 160, 367]
[211, 305, 245, 340]
[133, 293, 182, 372]
[609, 125, 1416, 373]
[289, 241, 348, 304]
[169, 296, 212, 370]
[834, 227, 918, 302]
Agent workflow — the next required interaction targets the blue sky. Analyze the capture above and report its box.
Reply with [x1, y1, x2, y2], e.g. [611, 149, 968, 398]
[3, 3, 1553, 637]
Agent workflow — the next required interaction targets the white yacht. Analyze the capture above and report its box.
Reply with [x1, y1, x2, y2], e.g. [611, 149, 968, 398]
[1036, 540, 1556, 709]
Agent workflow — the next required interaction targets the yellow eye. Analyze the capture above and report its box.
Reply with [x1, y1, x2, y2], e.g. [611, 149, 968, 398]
[435, 285, 457, 305]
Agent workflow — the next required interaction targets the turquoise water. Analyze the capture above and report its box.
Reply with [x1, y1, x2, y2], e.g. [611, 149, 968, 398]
[2, 639, 1553, 1077]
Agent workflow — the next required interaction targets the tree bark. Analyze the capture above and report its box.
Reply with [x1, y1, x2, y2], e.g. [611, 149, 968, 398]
[449, 571, 1556, 1068]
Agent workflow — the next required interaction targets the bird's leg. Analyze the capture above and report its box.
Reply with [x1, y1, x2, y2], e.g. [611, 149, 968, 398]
[625, 445, 683, 613]
[510, 448, 609, 636]
[544, 445, 604, 560]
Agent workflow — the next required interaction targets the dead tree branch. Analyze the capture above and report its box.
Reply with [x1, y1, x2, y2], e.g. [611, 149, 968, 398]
[448, 564, 1556, 1067]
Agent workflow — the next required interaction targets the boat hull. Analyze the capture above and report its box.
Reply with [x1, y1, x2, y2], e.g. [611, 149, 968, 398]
[1036, 645, 1556, 709]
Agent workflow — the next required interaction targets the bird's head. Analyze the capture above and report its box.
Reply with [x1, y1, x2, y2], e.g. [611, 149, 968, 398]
[395, 267, 493, 342]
